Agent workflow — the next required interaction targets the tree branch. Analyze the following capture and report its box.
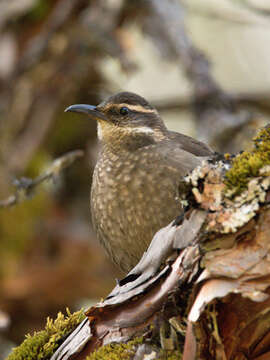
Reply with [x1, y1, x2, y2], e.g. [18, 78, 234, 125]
[0, 150, 84, 208]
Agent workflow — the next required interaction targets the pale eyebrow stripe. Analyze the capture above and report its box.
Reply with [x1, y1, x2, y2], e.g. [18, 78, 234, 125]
[116, 103, 157, 114]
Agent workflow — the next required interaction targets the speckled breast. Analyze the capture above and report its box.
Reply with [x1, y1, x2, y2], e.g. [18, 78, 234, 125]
[90, 147, 182, 272]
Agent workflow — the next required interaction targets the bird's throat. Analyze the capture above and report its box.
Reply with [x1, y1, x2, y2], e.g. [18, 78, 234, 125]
[97, 121, 165, 153]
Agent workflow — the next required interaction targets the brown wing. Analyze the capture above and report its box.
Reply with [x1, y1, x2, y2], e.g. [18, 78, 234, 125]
[168, 131, 213, 157]
[151, 133, 213, 178]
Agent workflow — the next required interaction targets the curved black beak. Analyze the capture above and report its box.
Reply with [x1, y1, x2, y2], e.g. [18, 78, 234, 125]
[64, 104, 107, 121]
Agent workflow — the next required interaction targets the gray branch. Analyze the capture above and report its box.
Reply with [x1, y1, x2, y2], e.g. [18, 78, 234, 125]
[0, 150, 84, 208]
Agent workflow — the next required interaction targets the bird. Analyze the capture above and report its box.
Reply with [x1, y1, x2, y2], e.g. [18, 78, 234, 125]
[65, 92, 213, 272]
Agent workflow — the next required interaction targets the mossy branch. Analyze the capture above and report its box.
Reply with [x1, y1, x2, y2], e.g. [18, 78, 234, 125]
[225, 125, 270, 196]
[7, 309, 85, 360]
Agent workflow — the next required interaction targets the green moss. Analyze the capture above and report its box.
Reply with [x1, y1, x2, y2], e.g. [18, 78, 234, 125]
[7, 309, 85, 360]
[158, 349, 182, 360]
[86, 337, 143, 360]
[8, 316, 182, 360]
[224, 126, 270, 196]
[86, 337, 182, 360]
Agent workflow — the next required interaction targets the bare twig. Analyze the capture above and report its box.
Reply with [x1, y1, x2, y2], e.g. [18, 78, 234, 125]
[0, 150, 84, 208]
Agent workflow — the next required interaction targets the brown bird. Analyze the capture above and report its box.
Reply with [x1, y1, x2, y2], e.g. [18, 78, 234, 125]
[65, 92, 213, 272]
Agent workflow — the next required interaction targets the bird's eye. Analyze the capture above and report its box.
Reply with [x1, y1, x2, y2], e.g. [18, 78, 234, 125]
[119, 107, 129, 115]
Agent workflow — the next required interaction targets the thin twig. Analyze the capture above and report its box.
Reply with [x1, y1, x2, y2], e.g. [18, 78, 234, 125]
[0, 150, 84, 208]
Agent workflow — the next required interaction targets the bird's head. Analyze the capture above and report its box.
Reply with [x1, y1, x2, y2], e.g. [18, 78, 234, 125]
[65, 92, 167, 151]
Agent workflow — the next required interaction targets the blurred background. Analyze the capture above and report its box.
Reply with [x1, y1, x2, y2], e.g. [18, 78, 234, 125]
[1, 0, 270, 357]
